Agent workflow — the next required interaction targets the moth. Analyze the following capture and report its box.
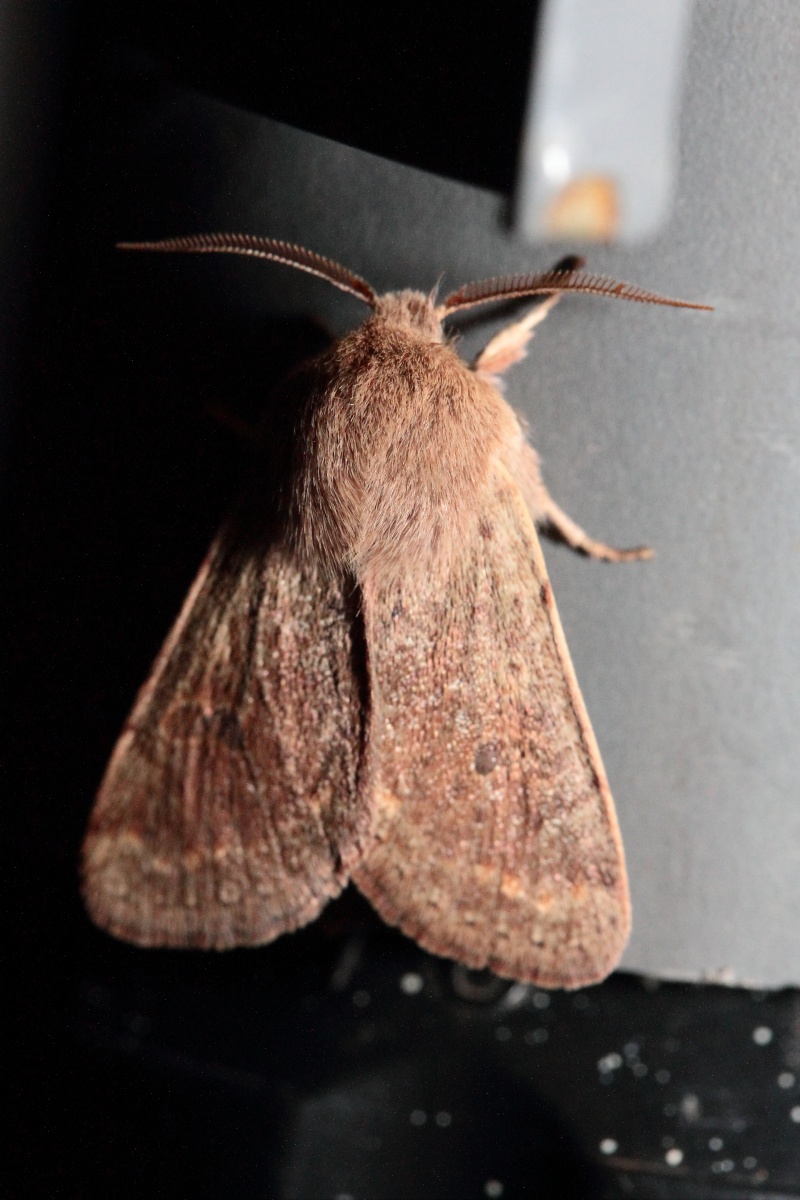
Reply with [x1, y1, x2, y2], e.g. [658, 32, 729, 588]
[82, 234, 710, 988]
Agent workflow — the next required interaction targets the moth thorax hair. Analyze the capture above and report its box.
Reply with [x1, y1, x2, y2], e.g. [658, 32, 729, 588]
[374, 290, 444, 342]
[289, 310, 520, 591]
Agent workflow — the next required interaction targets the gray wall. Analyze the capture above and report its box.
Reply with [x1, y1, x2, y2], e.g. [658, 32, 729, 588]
[126, 0, 800, 986]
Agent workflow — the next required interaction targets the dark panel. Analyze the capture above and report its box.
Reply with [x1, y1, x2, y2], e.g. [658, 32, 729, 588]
[85, 0, 539, 193]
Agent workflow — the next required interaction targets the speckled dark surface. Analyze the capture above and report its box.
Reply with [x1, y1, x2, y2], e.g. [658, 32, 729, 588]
[19, 902, 800, 1197]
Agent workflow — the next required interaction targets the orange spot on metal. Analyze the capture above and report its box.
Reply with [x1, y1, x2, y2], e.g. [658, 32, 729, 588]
[544, 176, 620, 241]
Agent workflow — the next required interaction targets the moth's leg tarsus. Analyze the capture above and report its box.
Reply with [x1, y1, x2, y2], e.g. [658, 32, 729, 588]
[540, 492, 653, 562]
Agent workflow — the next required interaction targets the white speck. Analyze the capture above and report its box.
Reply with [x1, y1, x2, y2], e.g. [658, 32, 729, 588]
[663, 1103, 677, 1116]
[665, 1148, 684, 1167]
[632, 1063, 648, 1077]
[679, 1092, 701, 1121]
[661, 1136, 674, 1149]
[743, 1157, 757, 1169]
[495, 1025, 512, 1042]
[400, 972, 423, 995]
[599, 1138, 618, 1155]
[335, 1194, 354, 1200]
[708, 1137, 723, 1151]
[532, 991, 550, 1009]
[655, 1069, 671, 1084]
[753, 1025, 773, 1045]
[572, 994, 589, 1010]
[598, 1052, 623, 1073]
[541, 143, 571, 186]
[711, 1159, 734, 1174]
[352, 990, 370, 1008]
[524, 1028, 548, 1045]
[623, 1041, 640, 1059]
[484, 1180, 504, 1198]
[435, 1111, 452, 1127]
[778, 1072, 795, 1088]
[790, 1105, 800, 1123]
[410, 1109, 426, 1126]
[503, 983, 529, 1008]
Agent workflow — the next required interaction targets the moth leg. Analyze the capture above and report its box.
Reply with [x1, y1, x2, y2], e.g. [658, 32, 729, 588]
[473, 294, 562, 378]
[539, 491, 653, 562]
[511, 440, 653, 563]
[473, 255, 583, 378]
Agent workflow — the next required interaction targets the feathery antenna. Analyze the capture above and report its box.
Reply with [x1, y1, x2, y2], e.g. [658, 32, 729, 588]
[439, 267, 713, 316]
[117, 233, 378, 308]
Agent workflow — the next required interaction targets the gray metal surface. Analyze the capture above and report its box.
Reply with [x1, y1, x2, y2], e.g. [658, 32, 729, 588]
[126, 0, 799, 986]
[515, 0, 695, 241]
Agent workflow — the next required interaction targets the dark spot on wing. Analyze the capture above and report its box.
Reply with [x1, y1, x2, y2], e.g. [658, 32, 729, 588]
[474, 741, 500, 774]
[213, 710, 245, 750]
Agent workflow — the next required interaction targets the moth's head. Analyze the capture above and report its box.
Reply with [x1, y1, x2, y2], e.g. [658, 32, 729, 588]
[374, 290, 443, 342]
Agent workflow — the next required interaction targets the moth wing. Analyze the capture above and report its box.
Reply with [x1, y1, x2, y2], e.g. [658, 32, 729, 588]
[353, 464, 630, 987]
[82, 522, 370, 948]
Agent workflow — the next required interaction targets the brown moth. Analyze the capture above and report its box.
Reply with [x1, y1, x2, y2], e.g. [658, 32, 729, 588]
[82, 235, 710, 988]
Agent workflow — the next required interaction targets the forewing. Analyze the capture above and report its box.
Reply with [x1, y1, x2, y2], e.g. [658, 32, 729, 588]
[353, 465, 630, 987]
[82, 521, 369, 948]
